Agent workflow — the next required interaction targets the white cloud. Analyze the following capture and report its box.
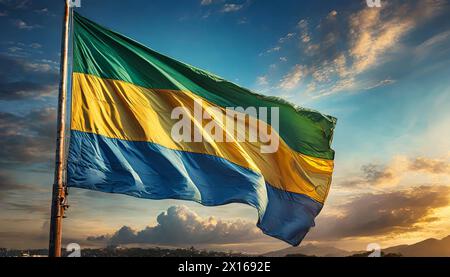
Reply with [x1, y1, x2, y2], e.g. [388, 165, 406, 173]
[24, 62, 52, 73]
[34, 8, 48, 14]
[415, 30, 450, 58]
[200, 0, 214, 5]
[297, 19, 308, 29]
[8, 46, 22, 53]
[349, 1, 445, 74]
[365, 79, 396, 90]
[327, 10, 338, 19]
[307, 1, 446, 98]
[222, 3, 243, 13]
[0, 0, 30, 9]
[256, 75, 269, 86]
[13, 19, 40, 30]
[349, 8, 412, 73]
[237, 17, 248, 24]
[260, 1, 448, 99]
[261, 46, 280, 56]
[278, 32, 296, 44]
[30, 43, 41, 49]
[262, 33, 296, 56]
[298, 19, 312, 44]
[105, 206, 263, 245]
[312, 77, 357, 98]
[279, 65, 307, 90]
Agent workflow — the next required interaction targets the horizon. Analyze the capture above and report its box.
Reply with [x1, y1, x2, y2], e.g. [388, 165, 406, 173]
[3, 232, 450, 258]
[2, 232, 449, 253]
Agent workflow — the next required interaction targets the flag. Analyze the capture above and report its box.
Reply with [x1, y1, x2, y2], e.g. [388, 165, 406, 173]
[67, 12, 336, 246]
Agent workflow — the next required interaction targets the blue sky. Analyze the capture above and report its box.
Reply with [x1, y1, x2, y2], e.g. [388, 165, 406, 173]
[1, 0, 450, 254]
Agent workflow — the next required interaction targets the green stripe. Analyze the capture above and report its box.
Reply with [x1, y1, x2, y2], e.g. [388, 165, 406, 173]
[72, 12, 336, 160]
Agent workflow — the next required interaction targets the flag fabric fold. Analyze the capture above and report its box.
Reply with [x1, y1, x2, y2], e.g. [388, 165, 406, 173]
[67, 12, 336, 246]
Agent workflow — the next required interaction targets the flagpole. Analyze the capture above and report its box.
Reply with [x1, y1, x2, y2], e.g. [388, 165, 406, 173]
[49, 0, 71, 257]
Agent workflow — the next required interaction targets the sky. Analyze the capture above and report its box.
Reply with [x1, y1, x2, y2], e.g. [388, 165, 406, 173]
[0, 0, 450, 254]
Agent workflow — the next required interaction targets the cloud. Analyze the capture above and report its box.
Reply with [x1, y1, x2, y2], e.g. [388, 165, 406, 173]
[98, 206, 262, 246]
[0, 55, 58, 100]
[415, 29, 450, 58]
[298, 19, 312, 45]
[34, 7, 48, 13]
[327, 10, 338, 19]
[349, 7, 408, 73]
[0, 81, 56, 100]
[2, 41, 44, 57]
[364, 156, 450, 187]
[87, 235, 110, 242]
[0, 108, 56, 165]
[339, 0, 444, 90]
[338, 155, 450, 188]
[269, 0, 448, 97]
[310, 185, 450, 239]
[200, 0, 212, 5]
[0, 171, 44, 211]
[261, 32, 296, 56]
[237, 17, 248, 24]
[29, 43, 42, 49]
[409, 157, 450, 174]
[0, 0, 31, 9]
[0, 171, 34, 194]
[256, 75, 268, 86]
[364, 79, 396, 90]
[13, 19, 40, 30]
[348, 0, 445, 73]
[222, 3, 243, 13]
[266, 46, 280, 53]
[279, 65, 307, 90]
[5, 202, 50, 214]
[278, 32, 296, 44]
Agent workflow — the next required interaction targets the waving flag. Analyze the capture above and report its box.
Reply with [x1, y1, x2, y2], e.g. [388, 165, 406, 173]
[67, 12, 336, 245]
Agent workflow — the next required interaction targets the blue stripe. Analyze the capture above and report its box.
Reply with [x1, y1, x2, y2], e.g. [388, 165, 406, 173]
[67, 130, 323, 245]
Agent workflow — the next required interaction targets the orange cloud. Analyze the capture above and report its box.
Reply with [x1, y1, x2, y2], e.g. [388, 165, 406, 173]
[338, 155, 450, 188]
[310, 185, 450, 240]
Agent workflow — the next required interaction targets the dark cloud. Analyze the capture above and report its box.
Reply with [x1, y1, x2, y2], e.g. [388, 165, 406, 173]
[310, 10, 347, 62]
[4, 201, 50, 214]
[310, 186, 450, 239]
[0, 171, 37, 201]
[0, 171, 48, 216]
[0, 0, 31, 10]
[0, 81, 55, 100]
[95, 206, 262, 246]
[87, 235, 110, 242]
[409, 157, 450, 174]
[0, 171, 33, 192]
[338, 156, 450, 188]
[361, 163, 394, 184]
[0, 55, 58, 100]
[0, 108, 56, 165]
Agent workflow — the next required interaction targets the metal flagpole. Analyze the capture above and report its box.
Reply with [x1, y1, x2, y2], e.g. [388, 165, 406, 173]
[49, 0, 71, 257]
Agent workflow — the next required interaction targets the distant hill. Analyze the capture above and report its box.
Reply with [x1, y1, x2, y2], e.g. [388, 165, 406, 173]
[2, 235, 449, 257]
[383, 235, 450, 257]
[264, 235, 450, 257]
[263, 243, 351, 257]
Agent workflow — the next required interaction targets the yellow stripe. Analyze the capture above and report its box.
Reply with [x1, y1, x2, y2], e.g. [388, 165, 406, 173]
[71, 72, 334, 203]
